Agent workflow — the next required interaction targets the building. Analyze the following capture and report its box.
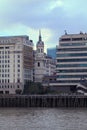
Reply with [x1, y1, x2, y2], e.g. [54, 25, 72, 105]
[0, 35, 33, 94]
[34, 31, 56, 83]
[47, 47, 56, 59]
[56, 32, 87, 92]
[76, 78, 87, 95]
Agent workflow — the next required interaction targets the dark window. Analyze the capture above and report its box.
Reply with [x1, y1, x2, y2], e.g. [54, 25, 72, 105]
[38, 62, 40, 67]
[18, 69, 20, 72]
[18, 55, 20, 58]
[17, 85, 19, 88]
[17, 79, 20, 83]
[18, 64, 20, 67]
[5, 91, 9, 94]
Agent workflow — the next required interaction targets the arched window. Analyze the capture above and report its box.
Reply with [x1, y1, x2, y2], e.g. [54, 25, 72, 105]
[41, 49, 43, 53]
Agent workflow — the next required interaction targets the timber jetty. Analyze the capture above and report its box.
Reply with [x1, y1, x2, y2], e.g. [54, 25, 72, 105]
[0, 94, 86, 107]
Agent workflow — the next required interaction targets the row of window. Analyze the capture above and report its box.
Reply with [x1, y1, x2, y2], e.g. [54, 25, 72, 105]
[0, 60, 10, 63]
[0, 55, 10, 58]
[57, 53, 87, 57]
[58, 69, 87, 73]
[0, 69, 9, 72]
[0, 79, 20, 83]
[60, 42, 87, 46]
[0, 51, 10, 54]
[0, 74, 9, 77]
[57, 80, 80, 83]
[0, 65, 10, 68]
[0, 79, 10, 83]
[57, 47, 87, 52]
[60, 37, 87, 42]
[57, 75, 87, 78]
[0, 85, 20, 89]
[57, 58, 87, 62]
[57, 64, 87, 68]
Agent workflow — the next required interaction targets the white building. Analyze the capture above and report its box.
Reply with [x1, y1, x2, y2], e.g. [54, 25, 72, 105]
[0, 35, 33, 94]
[34, 31, 56, 83]
[56, 32, 87, 92]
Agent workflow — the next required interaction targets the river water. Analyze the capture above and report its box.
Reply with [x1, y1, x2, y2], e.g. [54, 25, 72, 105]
[0, 108, 87, 130]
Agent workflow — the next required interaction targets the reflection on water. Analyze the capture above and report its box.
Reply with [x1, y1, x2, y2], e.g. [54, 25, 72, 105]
[0, 108, 87, 130]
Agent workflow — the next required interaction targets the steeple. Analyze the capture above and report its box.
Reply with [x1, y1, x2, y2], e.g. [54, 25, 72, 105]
[39, 30, 42, 41]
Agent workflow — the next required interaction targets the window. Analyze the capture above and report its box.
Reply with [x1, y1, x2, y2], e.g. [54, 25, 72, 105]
[18, 69, 20, 72]
[18, 64, 20, 67]
[17, 85, 19, 88]
[17, 79, 20, 83]
[18, 55, 20, 58]
[18, 60, 20, 63]
[2, 74, 4, 77]
[41, 49, 43, 53]
[8, 79, 9, 83]
[38, 62, 40, 67]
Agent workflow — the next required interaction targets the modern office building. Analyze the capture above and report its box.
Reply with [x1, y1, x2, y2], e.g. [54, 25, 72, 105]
[34, 31, 56, 83]
[47, 47, 56, 59]
[0, 35, 33, 94]
[56, 32, 87, 92]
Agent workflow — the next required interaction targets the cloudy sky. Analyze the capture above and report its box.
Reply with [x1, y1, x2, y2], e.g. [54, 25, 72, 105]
[0, 0, 87, 48]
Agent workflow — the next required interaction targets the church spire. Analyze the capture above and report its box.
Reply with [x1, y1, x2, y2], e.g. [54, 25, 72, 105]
[39, 30, 42, 41]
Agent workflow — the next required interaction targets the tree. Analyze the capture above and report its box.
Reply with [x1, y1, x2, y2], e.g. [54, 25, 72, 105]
[23, 81, 44, 94]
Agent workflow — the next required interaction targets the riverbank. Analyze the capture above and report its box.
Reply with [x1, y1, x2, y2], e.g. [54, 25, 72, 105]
[0, 94, 86, 107]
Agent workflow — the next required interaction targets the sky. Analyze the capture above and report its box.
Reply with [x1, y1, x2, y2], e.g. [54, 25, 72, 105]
[0, 0, 87, 49]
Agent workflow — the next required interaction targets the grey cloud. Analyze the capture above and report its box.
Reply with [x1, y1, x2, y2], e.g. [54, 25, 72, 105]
[0, 0, 87, 47]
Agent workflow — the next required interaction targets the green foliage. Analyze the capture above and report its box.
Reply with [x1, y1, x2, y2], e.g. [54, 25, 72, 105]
[23, 81, 45, 94]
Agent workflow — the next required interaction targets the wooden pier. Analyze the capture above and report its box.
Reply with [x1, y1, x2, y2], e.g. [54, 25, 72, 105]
[0, 94, 86, 107]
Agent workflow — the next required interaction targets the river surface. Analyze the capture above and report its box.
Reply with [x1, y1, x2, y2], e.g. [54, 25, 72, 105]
[0, 108, 87, 130]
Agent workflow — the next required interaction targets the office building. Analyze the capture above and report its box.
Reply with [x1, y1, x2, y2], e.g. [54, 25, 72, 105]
[0, 35, 33, 94]
[56, 32, 87, 92]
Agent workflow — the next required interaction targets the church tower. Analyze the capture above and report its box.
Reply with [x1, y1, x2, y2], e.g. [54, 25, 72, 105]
[36, 30, 44, 57]
[34, 30, 56, 83]
[35, 30, 45, 82]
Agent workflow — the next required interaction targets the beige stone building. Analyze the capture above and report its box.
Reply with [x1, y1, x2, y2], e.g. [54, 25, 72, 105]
[0, 35, 33, 94]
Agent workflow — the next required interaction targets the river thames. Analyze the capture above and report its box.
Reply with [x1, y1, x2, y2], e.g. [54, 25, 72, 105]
[0, 108, 87, 130]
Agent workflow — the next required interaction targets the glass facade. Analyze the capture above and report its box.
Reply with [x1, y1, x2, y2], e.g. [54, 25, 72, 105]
[47, 48, 56, 59]
[56, 33, 87, 86]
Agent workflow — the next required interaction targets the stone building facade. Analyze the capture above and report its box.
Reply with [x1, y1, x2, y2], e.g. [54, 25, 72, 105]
[0, 35, 33, 94]
[34, 31, 56, 83]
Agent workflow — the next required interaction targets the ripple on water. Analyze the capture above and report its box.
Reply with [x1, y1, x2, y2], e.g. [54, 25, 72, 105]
[0, 108, 86, 130]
